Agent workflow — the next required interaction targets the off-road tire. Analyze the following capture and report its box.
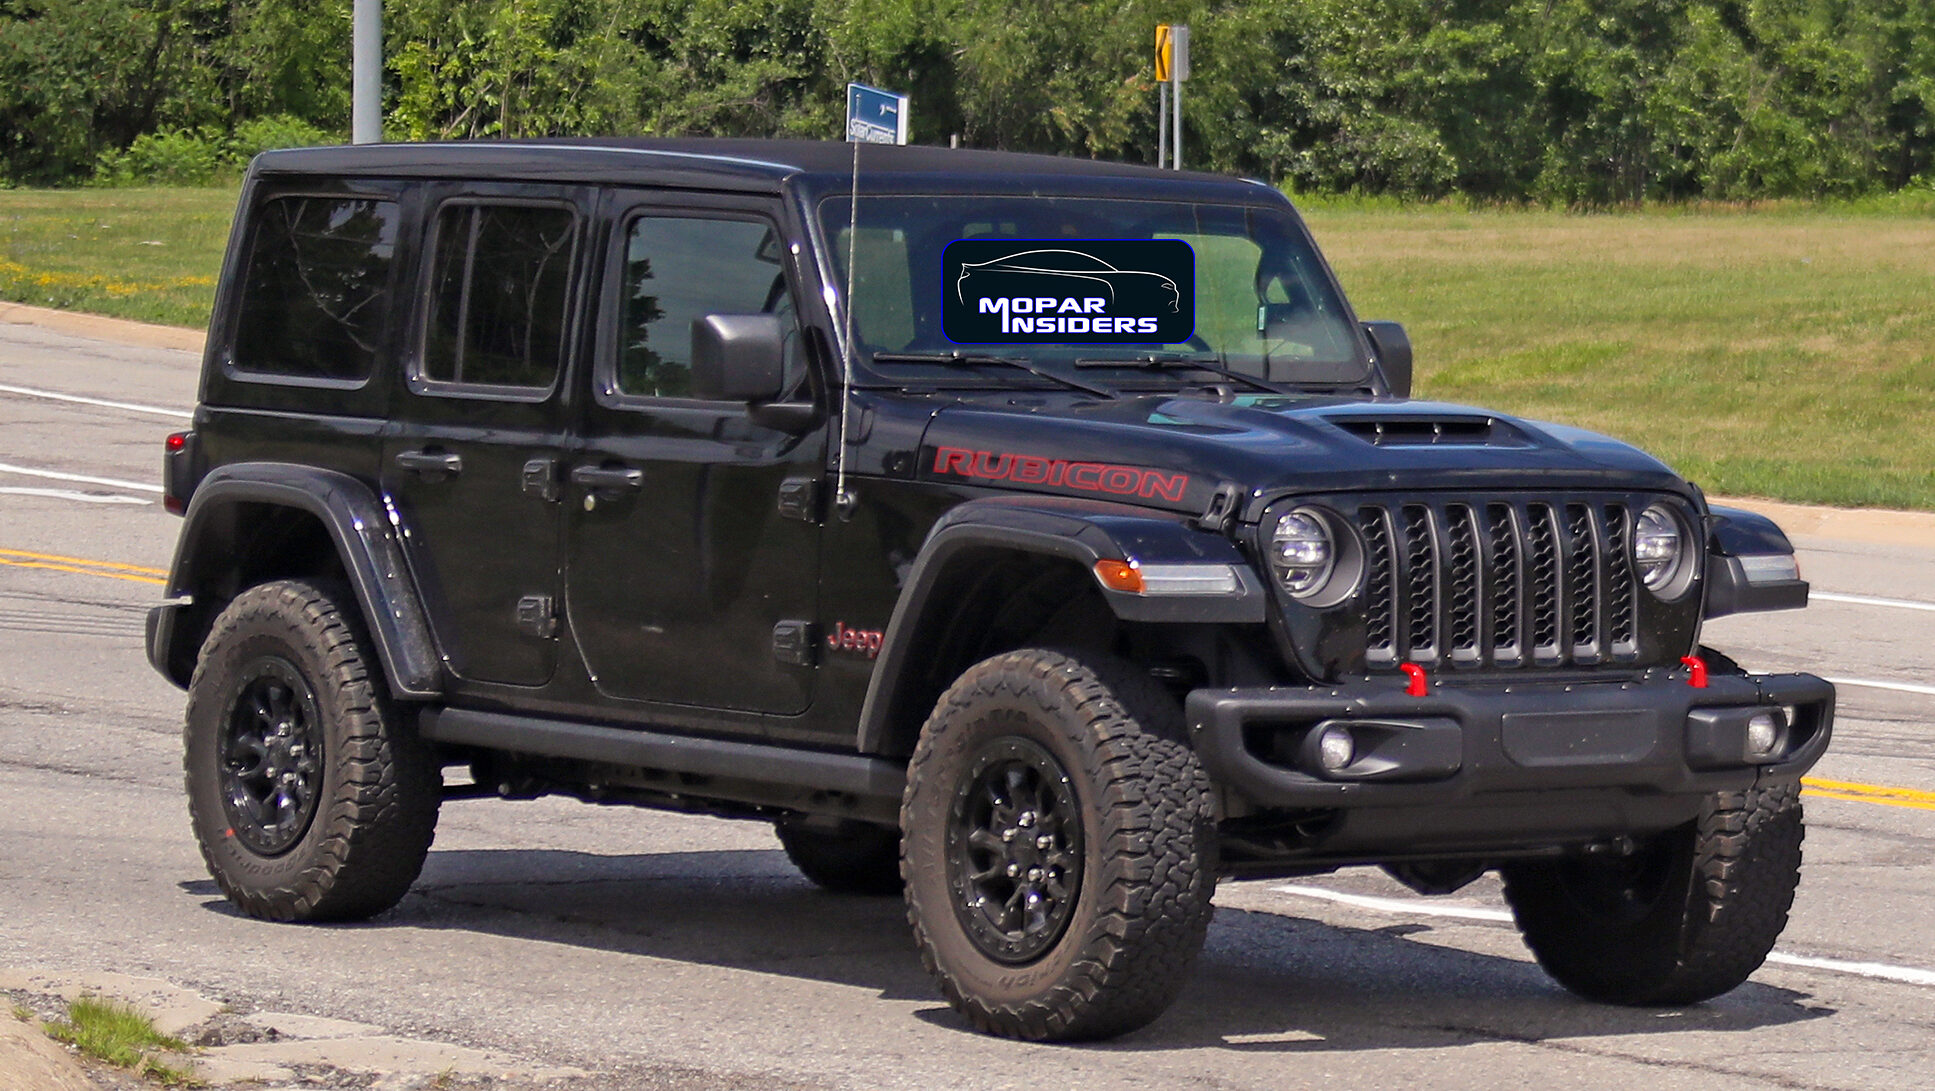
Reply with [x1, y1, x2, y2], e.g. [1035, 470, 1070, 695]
[1501, 782, 1803, 1005]
[901, 648, 1216, 1041]
[184, 579, 440, 922]
[777, 820, 904, 895]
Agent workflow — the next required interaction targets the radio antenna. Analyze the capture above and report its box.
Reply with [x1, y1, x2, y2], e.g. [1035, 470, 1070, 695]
[834, 138, 860, 514]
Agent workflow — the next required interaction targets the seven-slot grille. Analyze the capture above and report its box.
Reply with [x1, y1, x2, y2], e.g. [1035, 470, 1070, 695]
[1356, 498, 1642, 671]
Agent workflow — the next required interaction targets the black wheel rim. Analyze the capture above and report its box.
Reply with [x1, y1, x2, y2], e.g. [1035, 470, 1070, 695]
[218, 656, 324, 856]
[945, 736, 1085, 964]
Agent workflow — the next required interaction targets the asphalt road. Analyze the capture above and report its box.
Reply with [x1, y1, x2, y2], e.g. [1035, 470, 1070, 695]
[3, 312, 1932, 1090]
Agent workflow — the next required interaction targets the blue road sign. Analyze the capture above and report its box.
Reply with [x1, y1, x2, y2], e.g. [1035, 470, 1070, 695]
[846, 83, 909, 145]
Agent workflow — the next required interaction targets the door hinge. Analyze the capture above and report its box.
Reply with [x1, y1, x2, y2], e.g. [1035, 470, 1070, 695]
[772, 620, 818, 666]
[522, 457, 561, 502]
[777, 476, 822, 523]
[516, 595, 557, 638]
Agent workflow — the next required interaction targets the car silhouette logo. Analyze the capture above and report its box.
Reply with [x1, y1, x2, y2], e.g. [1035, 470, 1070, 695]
[956, 249, 1181, 313]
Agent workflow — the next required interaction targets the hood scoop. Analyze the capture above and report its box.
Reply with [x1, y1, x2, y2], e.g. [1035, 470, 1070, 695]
[1329, 415, 1532, 448]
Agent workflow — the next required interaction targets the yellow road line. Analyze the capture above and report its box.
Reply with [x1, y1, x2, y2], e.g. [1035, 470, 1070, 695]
[1805, 789, 1935, 813]
[0, 548, 166, 576]
[1803, 777, 1935, 812]
[0, 556, 166, 585]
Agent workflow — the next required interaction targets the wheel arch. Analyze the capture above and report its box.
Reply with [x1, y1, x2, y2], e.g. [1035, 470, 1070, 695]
[148, 463, 441, 698]
[855, 496, 1265, 758]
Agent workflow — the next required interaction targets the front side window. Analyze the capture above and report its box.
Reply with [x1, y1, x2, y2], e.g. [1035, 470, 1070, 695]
[616, 215, 795, 399]
[421, 203, 578, 391]
[232, 195, 397, 382]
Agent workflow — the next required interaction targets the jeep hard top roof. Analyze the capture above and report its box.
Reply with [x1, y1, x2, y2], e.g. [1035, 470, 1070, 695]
[249, 138, 1286, 204]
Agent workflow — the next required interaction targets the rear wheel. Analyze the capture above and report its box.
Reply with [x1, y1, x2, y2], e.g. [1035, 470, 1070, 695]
[1501, 782, 1803, 1005]
[776, 820, 903, 896]
[184, 580, 440, 922]
[901, 649, 1216, 1041]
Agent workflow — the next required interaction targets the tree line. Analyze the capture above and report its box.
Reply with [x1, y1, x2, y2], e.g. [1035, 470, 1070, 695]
[4, 0, 1932, 201]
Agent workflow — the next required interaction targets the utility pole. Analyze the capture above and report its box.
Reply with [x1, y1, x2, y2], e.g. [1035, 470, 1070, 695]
[352, 0, 381, 144]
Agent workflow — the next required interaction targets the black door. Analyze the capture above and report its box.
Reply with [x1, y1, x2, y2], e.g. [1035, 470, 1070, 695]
[564, 196, 825, 716]
[382, 192, 589, 687]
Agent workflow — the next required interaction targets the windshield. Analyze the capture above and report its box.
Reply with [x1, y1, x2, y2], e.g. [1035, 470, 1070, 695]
[818, 194, 1370, 388]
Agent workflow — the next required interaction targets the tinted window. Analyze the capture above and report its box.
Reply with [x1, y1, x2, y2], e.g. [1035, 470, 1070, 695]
[232, 196, 397, 381]
[618, 216, 793, 398]
[422, 203, 577, 390]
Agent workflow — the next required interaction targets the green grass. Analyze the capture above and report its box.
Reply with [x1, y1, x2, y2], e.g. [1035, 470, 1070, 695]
[45, 996, 199, 1086]
[0, 187, 235, 326]
[2, 185, 1931, 509]
[1304, 203, 1935, 509]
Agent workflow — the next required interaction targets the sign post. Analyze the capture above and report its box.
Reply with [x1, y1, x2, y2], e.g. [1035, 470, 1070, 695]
[1155, 25, 1170, 168]
[1155, 24, 1190, 169]
[846, 83, 910, 145]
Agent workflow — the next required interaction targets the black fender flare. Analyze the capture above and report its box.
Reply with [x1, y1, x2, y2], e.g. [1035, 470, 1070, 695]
[147, 463, 442, 698]
[1703, 504, 1809, 619]
[854, 495, 1265, 755]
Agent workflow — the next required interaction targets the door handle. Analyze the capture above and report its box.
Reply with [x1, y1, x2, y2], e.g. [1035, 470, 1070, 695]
[570, 464, 645, 492]
[394, 449, 463, 475]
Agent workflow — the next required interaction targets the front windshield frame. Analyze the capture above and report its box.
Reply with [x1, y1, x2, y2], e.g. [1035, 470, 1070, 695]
[810, 189, 1375, 392]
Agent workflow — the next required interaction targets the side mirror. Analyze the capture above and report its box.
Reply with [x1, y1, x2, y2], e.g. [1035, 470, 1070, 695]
[1362, 320, 1412, 398]
[691, 314, 785, 402]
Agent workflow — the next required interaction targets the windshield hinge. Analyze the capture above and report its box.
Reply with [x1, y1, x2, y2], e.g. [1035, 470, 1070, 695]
[1195, 482, 1245, 534]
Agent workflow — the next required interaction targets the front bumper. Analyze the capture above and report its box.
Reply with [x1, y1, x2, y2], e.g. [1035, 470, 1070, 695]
[1185, 668, 1832, 856]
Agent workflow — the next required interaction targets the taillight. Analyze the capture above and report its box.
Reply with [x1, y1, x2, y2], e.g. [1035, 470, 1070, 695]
[162, 431, 196, 515]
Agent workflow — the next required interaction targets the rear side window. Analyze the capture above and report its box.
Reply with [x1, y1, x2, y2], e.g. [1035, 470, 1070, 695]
[232, 195, 398, 382]
[420, 202, 578, 392]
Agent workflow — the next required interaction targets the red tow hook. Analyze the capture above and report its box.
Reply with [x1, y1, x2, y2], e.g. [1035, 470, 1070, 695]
[1400, 663, 1429, 697]
[1680, 655, 1709, 689]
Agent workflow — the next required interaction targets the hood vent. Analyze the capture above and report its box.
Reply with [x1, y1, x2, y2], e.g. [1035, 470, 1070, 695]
[1331, 416, 1528, 448]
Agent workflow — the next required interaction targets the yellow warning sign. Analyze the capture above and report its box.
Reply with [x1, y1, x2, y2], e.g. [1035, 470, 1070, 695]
[1156, 24, 1173, 82]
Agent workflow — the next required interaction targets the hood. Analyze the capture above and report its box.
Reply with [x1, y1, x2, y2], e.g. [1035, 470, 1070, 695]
[910, 392, 1690, 518]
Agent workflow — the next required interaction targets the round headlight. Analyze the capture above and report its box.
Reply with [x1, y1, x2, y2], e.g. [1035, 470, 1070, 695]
[1270, 510, 1334, 596]
[1633, 503, 1689, 596]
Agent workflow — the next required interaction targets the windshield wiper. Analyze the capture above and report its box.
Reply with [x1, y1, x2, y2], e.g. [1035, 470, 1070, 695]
[870, 352, 1118, 398]
[1073, 352, 1282, 394]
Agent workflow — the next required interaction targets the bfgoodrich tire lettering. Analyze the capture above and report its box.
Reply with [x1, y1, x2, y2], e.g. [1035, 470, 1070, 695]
[184, 580, 440, 922]
[1501, 782, 1803, 1005]
[901, 648, 1216, 1041]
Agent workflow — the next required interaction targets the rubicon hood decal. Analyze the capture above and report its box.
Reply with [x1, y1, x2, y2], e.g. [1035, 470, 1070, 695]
[943, 240, 1195, 344]
[932, 444, 1191, 502]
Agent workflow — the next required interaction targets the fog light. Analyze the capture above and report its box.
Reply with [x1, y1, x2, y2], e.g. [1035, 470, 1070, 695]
[1745, 711, 1783, 758]
[1317, 724, 1355, 772]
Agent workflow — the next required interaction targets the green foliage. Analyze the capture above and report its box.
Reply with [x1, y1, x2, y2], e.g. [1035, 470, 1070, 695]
[5, 0, 1935, 200]
[91, 115, 337, 185]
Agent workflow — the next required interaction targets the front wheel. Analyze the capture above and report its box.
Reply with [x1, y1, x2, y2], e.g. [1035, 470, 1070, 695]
[901, 649, 1216, 1041]
[184, 580, 441, 922]
[1501, 782, 1803, 1005]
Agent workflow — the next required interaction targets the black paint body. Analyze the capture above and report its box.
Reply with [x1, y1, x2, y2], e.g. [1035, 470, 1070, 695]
[149, 139, 1831, 871]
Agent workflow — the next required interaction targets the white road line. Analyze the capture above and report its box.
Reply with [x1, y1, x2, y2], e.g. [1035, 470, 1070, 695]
[1822, 676, 1935, 698]
[1813, 591, 1935, 613]
[1271, 884, 1935, 989]
[0, 382, 191, 419]
[1273, 884, 1513, 923]
[0, 486, 150, 505]
[1763, 952, 1935, 988]
[0, 460, 161, 493]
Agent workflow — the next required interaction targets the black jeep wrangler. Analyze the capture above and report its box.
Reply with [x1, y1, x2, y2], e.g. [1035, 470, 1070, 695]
[148, 138, 1832, 1041]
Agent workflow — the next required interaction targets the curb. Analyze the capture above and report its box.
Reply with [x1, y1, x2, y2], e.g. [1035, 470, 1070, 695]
[0, 300, 204, 353]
